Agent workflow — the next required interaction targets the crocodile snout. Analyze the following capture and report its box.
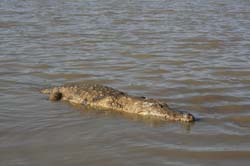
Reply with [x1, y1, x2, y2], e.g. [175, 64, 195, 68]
[182, 113, 195, 122]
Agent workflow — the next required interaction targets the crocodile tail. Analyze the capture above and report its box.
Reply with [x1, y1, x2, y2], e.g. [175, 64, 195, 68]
[40, 88, 51, 94]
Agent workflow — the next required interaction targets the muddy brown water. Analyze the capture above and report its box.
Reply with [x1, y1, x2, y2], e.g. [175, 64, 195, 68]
[0, 0, 250, 165]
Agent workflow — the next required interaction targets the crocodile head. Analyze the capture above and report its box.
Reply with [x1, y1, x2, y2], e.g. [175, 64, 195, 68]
[138, 101, 195, 122]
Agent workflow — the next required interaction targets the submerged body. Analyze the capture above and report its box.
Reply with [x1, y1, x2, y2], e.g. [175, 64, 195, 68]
[41, 82, 195, 122]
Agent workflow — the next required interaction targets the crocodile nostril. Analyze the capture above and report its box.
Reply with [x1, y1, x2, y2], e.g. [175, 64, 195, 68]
[182, 113, 195, 122]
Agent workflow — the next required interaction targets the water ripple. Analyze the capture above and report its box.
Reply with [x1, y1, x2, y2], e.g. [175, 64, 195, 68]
[0, 0, 250, 165]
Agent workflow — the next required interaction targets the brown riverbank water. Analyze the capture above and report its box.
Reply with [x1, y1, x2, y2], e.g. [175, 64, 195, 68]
[0, 0, 250, 165]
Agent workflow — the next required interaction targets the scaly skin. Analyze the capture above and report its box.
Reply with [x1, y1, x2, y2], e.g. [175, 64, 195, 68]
[41, 82, 195, 122]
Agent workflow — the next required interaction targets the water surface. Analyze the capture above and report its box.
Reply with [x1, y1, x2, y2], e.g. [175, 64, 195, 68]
[0, 0, 250, 165]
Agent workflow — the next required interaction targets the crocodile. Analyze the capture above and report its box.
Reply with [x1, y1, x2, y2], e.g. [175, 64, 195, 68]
[41, 82, 195, 122]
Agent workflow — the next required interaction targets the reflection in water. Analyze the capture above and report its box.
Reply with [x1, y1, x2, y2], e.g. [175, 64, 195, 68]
[0, 0, 250, 165]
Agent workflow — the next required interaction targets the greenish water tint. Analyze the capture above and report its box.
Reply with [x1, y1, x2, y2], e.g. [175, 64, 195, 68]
[0, 0, 250, 165]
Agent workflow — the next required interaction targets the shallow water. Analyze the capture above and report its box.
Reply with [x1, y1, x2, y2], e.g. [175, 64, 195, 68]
[0, 0, 250, 165]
